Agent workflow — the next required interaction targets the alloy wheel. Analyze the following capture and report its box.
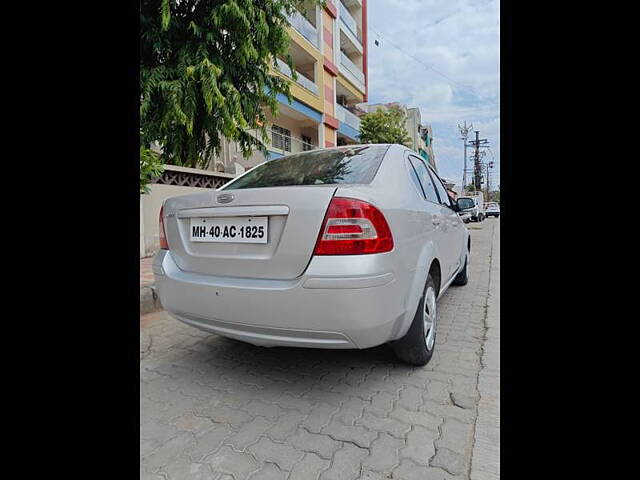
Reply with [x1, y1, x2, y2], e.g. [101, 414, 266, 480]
[423, 286, 437, 351]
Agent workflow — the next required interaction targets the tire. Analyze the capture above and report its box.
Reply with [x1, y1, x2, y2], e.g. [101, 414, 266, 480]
[392, 274, 438, 366]
[452, 251, 469, 286]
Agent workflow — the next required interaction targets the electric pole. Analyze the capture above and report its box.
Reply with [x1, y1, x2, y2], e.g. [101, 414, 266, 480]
[485, 161, 491, 199]
[468, 131, 489, 191]
[486, 162, 490, 199]
[458, 121, 473, 193]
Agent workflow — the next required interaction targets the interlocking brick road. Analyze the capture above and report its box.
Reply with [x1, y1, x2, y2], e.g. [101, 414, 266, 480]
[140, 219, 498, 480]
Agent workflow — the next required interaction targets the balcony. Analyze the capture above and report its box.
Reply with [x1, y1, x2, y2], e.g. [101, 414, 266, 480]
[275, 58, 319, 96]
[270, 128, 317, 155]
[339, 1, 361, 43]
[286, 9, 318, 48]
[336, 103, 361, 131]
[339, 51, 365, 92]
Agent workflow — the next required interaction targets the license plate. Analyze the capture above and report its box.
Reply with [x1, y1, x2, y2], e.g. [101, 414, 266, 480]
[189, 217, 268, 243]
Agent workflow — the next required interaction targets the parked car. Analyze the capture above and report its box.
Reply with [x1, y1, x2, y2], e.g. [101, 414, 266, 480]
[485, 202, 500, 218]
[153, 144, 470, 366]
[457, 194, 485, 222]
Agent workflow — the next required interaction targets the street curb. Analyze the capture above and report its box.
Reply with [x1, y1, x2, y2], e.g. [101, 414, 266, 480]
[140, 285, 163, 315]
[470, 220, 500, 480]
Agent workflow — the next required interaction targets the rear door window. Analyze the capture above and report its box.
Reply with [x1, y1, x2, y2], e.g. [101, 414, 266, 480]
[427, 166, 453, 208]
[408, 156, 440, 204]
[406, 159, 425, 199]
[223, 145, 391, 190]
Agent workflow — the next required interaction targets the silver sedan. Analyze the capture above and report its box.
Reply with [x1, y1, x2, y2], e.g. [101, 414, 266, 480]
[153, 144, 470, 365]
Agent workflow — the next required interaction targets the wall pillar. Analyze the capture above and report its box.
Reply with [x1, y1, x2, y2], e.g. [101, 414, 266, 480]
[322, 2, 339, 147]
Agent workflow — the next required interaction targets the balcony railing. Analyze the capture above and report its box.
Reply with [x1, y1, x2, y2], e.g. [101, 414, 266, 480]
[275, 58, 319, 95]
[339, 52, 365, 86]
[336, 103, 361, 131]
[270, 128, 317, 156]
[339, 1, 361, 41]
[286, 9, 318, 48]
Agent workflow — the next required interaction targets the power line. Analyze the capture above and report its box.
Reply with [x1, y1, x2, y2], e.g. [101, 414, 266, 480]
[370, 27, 471, 91]
[370, 26, 498, 107]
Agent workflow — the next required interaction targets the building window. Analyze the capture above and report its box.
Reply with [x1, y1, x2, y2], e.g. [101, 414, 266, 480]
[272, 125, 291, 152]
[302, 135, 313, 151]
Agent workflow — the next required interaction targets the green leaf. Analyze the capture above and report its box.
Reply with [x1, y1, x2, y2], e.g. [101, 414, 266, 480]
[141, 0, 324, 168]
[160, 0, 170, 30]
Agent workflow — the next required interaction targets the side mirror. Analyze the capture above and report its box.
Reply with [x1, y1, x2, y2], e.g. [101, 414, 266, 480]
[451, 199, 461, 212]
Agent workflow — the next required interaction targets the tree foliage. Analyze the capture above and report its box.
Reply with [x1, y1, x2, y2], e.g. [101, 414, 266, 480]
[140, 0, 321, 168]
[358, 106, 412, 146]
[140, 146, 165, 194]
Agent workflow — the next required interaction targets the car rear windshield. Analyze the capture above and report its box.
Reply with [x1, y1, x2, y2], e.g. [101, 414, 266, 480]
[222, 145, 390, 190]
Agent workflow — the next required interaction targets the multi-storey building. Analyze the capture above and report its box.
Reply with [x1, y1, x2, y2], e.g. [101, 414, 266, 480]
[419, 124, 437, 171]
[210, 0, 368, 173]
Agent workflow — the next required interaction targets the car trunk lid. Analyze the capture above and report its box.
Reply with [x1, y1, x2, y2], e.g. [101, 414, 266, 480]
[162, 186, 336, 280]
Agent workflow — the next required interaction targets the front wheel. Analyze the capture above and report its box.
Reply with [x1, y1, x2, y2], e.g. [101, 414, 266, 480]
[392, 274, 438, 366]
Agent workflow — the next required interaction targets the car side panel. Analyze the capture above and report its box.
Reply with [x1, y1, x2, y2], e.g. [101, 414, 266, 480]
[337, 145, 446, 341]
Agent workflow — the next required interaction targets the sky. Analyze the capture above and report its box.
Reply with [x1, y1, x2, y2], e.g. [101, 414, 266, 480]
[366, 0, 500, 191]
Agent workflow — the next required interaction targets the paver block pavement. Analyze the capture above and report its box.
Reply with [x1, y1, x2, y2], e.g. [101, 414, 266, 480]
[401, 425, 438, 466]
[320, 443, 369, 480]
[361, 432, 404, 472]
[289, 453, 331, 480]
[140, 220, 500, 479]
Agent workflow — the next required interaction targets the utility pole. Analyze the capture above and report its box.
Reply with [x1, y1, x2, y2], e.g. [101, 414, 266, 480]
[485, 162, 490, 199]
[485, 160, 495, 200]
[458, 121, 473, 192]
[468, 130, 489, 191]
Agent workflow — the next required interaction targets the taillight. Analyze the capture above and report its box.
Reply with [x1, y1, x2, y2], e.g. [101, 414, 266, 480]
[313, 197, 394, 255]
[159, 205, 169, 250]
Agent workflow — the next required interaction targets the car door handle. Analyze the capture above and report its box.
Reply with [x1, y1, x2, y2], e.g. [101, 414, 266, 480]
[432, 216, 441, 226]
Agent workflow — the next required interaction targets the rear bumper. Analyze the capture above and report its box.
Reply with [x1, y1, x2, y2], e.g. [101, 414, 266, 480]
[153, 250, 408, 349]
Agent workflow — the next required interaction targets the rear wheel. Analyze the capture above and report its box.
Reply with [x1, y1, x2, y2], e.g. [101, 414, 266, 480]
[392, 274, 437, 366]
